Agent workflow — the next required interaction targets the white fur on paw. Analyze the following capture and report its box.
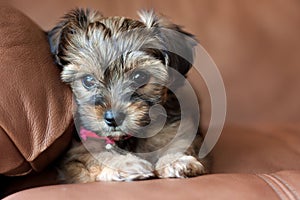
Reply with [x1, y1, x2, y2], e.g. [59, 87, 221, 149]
[96, 154, 154, 182]
[155, 154, 205, 178]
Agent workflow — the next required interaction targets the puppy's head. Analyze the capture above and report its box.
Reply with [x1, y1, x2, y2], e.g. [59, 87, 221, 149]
[48, 8, 196, 140]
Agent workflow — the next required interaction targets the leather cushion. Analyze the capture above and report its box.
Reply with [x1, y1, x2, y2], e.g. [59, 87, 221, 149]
[0, 5, 73, 176]
[3, 171, 300, 200]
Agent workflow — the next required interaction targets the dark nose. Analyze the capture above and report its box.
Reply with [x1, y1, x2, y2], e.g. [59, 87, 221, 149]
[104, 110, 126, 127]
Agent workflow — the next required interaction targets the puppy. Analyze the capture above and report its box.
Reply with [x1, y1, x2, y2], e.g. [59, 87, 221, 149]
[48, 8, 209, 183]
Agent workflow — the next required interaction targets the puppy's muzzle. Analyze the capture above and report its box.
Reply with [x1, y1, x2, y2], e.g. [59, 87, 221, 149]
[104, 110, 126, 127]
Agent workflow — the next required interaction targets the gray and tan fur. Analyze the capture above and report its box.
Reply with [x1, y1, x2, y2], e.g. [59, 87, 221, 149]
[48, 8, 209, 183]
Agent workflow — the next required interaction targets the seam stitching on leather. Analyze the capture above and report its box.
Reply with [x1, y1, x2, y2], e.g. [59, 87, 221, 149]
[257, 174, 287, 200]
[271, 174, 300, 200]
[264, 174, 297, 200]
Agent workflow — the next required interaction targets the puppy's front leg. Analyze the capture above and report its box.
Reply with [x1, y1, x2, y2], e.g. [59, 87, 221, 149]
[95, 152, 154, 181]
[137, 119, 208, 178]
[60, 142, 154, 183]
[155, 153, 206, 178]
[154, 134, 208, 178]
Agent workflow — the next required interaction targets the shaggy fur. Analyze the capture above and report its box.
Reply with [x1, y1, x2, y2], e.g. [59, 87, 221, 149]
[48, 8, 208, 183]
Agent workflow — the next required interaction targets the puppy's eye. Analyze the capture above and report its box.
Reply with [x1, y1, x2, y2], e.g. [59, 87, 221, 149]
[82, 75, 97, 89]
[131, 71, 150, 86]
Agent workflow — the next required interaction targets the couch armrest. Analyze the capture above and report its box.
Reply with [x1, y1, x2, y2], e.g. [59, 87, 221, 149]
[0, 5, 73, 176]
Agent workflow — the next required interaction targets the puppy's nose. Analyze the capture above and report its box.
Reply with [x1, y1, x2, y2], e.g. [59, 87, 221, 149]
[104, 110, 126, 127]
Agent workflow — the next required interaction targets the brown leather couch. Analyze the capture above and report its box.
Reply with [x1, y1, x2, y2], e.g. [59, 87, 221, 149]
[1, 1, 300, 199]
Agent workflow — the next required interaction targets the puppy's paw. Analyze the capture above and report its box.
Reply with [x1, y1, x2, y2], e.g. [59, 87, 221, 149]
[96, 154, 154, 181]
[155, 153, 206, 178]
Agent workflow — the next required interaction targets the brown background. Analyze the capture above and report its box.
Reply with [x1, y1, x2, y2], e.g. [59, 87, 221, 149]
[6, 0, 300, 127]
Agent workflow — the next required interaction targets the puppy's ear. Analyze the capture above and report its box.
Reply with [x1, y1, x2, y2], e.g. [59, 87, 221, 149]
[139, 10, 197, 76]
[47, 8, 102, 66]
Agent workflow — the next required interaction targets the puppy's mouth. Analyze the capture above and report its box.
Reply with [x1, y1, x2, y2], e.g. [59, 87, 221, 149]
[106, 131, 132, 141]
